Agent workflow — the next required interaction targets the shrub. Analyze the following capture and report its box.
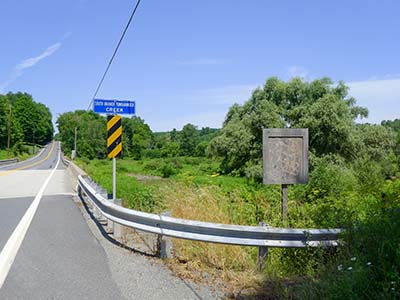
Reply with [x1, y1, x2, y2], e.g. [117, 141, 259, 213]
[305, 156, 357, 202]
[159, 163, 178, 178]
[143, 160, 160, 173]
[353, 158, 385, 198]
[291, 209, 400, 300]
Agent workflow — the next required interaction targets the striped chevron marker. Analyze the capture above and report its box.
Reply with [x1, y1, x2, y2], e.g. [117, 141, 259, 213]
[107, 115, 122, 158]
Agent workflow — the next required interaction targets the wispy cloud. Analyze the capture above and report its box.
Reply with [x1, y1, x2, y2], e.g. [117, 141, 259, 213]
[0, 42, 62, 92]
[348, 77, 400, 123]
[187, 84, 258, 104]
[148, 75, 400, 131]
[176, 58, 231, 66]
[145, 84, 257, 131]
[288, 65, 309, 79]
[152, 111, 228, 131]
[61, 31, 72, 41]
[17, 43, 61, 70]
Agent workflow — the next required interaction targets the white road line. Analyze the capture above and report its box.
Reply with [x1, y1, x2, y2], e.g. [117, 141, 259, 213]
[0, 193, 77, 201]
[0, 149, 61, 288]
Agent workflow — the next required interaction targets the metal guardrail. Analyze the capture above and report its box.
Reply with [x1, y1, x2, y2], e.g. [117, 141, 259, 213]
[61, 156, 71, 167]
[0, 158, 19, 166]
[0, 145, 49, 169]
[77, 175, 341, 248]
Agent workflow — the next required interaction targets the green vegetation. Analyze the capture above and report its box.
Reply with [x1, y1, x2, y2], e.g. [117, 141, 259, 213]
[59, 77, 400, 299]
[0, 143, 44, 161]
[0, 92, 53, 158]
[76, 154, 400, 298]
[57, 110, 219, 160]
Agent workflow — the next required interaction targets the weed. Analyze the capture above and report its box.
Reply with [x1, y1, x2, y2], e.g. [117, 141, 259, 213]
[76, 157, 400, 299]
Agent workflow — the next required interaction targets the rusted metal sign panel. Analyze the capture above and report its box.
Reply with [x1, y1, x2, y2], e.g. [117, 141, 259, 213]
[263, 129, 309, 184]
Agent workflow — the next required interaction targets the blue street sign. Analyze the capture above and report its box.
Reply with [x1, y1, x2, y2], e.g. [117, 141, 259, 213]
[93, 99, 135, 115]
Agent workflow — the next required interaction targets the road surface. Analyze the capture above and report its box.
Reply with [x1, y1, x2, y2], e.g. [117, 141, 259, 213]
[0, 142, 219, 300]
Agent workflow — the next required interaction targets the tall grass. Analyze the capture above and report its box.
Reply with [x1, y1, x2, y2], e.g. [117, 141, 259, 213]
[76, 156, 400, 298]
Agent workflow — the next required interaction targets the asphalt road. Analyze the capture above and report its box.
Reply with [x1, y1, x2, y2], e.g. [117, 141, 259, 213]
[0, 142, 123, 299]
[0, 142, 220, 300]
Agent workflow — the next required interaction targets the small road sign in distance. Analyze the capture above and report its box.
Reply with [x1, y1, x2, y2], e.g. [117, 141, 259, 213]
[107, 115, 122, 159]
[94, 99, 135, 115]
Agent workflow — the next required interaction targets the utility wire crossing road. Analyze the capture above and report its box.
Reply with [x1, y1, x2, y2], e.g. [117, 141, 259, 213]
[0, 142, 219, 300]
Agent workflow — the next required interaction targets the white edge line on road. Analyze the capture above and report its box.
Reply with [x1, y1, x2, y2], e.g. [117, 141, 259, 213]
[0, 193, 77, 201]
[0, 145, 47, 171]
[0, 148, 61, 288]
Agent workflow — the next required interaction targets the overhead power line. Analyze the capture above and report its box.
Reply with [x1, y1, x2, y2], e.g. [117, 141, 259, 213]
[87, 0, 142, 111]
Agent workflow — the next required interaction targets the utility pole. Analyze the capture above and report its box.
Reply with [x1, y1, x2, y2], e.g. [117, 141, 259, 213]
[72, 127, 77, 160]
[32, 128, 35, 154]
[74, 127, 77, 153]
[7, 104, 12, 158]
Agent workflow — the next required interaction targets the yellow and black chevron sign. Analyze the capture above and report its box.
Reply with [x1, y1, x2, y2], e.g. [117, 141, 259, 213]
[107, 115, 122, 159]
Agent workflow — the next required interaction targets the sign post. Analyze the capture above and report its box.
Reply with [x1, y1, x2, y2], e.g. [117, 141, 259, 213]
[263, 129, 309, 221]
[107, 114, 122, 200]
[113, 157, 117, 200]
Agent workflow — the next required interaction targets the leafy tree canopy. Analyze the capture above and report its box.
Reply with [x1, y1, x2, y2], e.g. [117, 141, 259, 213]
[382, 118, 400, 132]
[57, 110, 106, 159]
[209, 77, 397, 177]
[178, 124, 200, 156]
[122, 116, 153, 159]
[0, 92, 53, 152]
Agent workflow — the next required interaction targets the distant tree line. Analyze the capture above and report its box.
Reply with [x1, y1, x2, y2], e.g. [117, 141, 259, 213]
[56, 77, 400, 181]
[150, 125, 219, 158]
[56, 110, 219, 160]
[0, 92, 54, 154]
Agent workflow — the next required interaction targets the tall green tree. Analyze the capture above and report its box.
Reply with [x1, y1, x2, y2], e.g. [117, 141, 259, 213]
[122, 117, 153, 159]
[57, 110, 106, 159]
[179, 123, 200, 156]
[0, 95, 9, 149]
[0, 92, 52, 152]
[57, 112, 154, 160]
[209, 77, 370, 175]
[7, 92, 54, 145]
[382, 118, 400, 168]
[382, 119, 400, 132]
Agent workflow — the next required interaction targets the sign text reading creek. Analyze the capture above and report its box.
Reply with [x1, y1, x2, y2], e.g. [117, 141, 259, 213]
[94, 99, 135, 115]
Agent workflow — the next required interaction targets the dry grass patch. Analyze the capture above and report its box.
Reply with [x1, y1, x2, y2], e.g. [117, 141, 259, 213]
[159, 182, 263, 292]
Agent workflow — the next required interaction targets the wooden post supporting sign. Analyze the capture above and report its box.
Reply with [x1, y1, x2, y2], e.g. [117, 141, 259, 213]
[281, 184, 288, 221]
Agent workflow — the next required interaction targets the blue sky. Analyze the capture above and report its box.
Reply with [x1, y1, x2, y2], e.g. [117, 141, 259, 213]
[0, 0, 399, 131]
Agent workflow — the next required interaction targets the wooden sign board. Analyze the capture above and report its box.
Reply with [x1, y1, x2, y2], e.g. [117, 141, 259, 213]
[263, 129, 309, 185]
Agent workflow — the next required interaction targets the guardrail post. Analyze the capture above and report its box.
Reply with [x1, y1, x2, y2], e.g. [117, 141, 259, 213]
[92, 186, 103, 221]
[96, 190, 108, 226]
[113, 198, 124, 239]
[257, 221, 269, 271]
[106, 194, 114, 234]
[77, 184, 82, 198]
[157, 211, 172, 259]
